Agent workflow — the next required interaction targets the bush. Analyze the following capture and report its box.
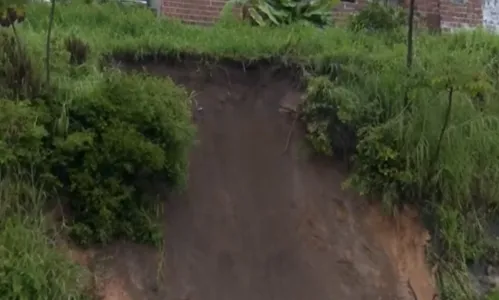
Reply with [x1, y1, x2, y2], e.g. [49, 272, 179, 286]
[49, 70, 194, 245]
[0, 4, 196, 248]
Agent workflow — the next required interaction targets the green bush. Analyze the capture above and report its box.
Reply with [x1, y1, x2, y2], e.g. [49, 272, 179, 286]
[50, 70, 194, 245]
[0, 3, 197, 249]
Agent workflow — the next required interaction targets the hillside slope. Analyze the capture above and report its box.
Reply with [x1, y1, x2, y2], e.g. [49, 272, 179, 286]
[89, 60, 436, 300]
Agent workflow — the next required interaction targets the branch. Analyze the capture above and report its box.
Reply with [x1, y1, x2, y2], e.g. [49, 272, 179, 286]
[428, 86, 454, 180]
[406, 0, 415, 69]
[46, 0, 56, 86]
[282, 108, 300, 154]
[407, 279, 419, 300]
[10, 21, 22, 51]
[403, 0, 416, 108]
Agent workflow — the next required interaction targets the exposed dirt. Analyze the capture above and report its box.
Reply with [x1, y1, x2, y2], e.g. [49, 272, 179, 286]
[84, 61, 436, 300]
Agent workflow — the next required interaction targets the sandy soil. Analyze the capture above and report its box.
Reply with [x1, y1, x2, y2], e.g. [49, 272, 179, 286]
[77, 61, 436, 300]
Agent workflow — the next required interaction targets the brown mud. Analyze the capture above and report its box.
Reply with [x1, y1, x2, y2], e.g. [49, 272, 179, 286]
[78, 61, 436, 300]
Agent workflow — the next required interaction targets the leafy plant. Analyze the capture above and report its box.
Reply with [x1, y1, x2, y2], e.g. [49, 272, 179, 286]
[233, 0, 337, 27]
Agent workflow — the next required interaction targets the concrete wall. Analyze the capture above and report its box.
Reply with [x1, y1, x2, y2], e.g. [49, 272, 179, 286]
[483, 0, 499, 31]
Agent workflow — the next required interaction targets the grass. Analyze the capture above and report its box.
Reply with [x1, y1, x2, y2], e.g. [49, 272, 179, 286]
[0, 171, 91, 299]
[488, 290, 499, 300]
[1, 1, 499, 299]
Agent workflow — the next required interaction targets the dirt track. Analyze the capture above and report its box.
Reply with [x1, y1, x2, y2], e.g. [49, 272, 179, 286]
[89, 61, 436, 300]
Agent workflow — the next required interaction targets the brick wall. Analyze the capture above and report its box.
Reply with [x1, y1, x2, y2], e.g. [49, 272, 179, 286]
[161, 0, 228, 24]
[484, 0, 499, 31]
[333, 0, 368, 24]
[439, 0, 482, 30]
[160, 0, 485, 30]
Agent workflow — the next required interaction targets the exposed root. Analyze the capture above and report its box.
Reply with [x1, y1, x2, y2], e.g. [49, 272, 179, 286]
[282, 109, 300, 154]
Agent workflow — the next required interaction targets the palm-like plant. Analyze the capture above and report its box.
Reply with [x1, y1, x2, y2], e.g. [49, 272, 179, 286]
[233, 0, 338, 27]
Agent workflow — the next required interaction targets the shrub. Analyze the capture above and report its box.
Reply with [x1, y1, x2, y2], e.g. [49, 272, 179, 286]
[0, 4, 196, 247]
[49, 70, 194, 245]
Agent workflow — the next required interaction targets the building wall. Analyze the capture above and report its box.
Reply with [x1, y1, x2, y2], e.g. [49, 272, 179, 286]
[439, 0, 482, 29]
[160, 0, 489, 30]
[161, 0, 228, 24]
[483, 0, 499, 30]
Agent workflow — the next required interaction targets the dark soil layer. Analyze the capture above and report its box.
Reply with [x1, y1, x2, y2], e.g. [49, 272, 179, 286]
[92, 61, 435, 300]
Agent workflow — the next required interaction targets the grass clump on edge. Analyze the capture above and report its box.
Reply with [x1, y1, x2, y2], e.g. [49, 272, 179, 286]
[4, 1, 499, 299]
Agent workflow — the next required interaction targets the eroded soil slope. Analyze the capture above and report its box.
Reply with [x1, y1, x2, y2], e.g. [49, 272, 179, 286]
[96, 61, 435, 300]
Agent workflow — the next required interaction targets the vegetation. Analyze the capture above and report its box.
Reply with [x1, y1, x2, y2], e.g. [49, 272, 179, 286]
[487, 290, 499, 300]
[1, 1, 499, 299]
[0, 172, 91, 299]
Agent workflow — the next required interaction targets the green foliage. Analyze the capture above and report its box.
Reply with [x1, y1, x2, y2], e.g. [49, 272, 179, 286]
[487, 290, 499, 300]
[0, 100, 47, 169]
[50, 70, 194, 245]
[0, 218, 91, 300]
[301, 29, 499, 299]
[6, 2, 499, 298]
[0, 173, 90, 300]
[348, 1, 406, 32]
[232, 0, 337, 27]
[0, 31, 43, 99]
[0, 2, 195, 249]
